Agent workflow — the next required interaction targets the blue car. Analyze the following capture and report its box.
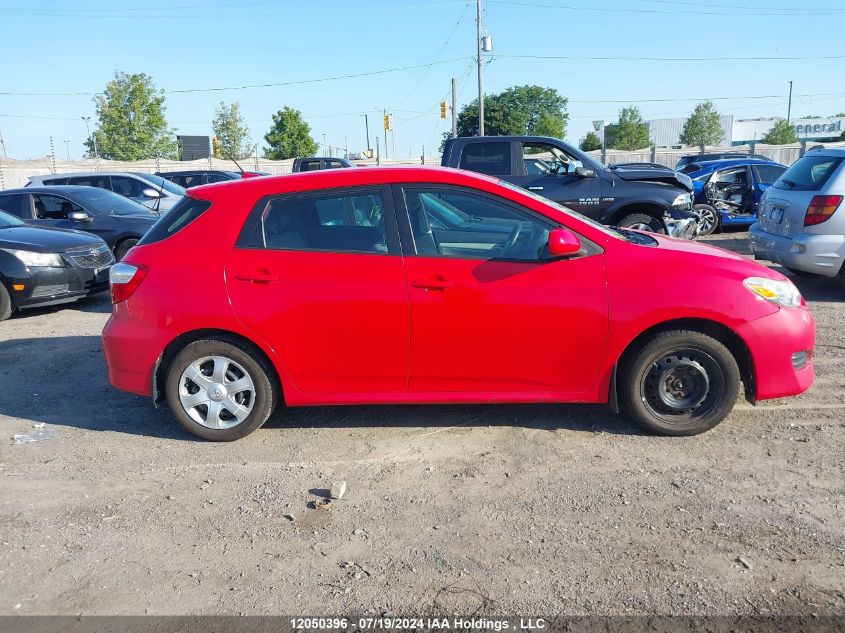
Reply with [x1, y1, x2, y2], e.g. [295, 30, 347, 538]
[684, 158, 787, 235]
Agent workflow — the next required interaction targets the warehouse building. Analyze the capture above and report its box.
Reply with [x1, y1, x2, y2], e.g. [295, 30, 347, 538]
[646, 115, 844, 148]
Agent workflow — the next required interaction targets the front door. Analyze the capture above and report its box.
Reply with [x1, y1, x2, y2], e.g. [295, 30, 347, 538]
[225, 186, 410, 396]
[397, 184, 609, 397]
[511, 141, 604, 215]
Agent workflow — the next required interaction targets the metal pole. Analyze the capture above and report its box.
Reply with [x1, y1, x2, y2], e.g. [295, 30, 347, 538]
[451, 77, 458, 138]
[376, 137, 381, 166]
[600, 125, 607, 164]
[0, 127, 7, 158]
[787, 80, 793, 123]
[383, 109, 388, 159]
[364, 114, 370, 153]
[476, 0, 484, 136]
[64, 139, 71, 161]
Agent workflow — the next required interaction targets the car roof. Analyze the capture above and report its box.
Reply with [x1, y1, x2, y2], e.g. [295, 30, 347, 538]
[690, 158, 785, 170]
[188, 165, 498, 199]
[0, 185, 109, 195]
[29, 171, 148, 180]
[805, 147, 845, 158]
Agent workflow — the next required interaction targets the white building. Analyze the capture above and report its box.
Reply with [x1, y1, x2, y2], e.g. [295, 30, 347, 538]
[646, 115, 844, 147]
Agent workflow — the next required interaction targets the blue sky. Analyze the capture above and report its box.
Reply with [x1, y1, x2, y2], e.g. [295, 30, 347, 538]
[2, 0, 845, 160]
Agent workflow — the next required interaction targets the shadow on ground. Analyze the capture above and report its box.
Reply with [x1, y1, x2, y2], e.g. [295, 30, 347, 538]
[0, 335, 639, 442]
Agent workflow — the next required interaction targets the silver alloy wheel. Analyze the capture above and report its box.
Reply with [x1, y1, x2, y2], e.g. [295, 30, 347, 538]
[178, 355, 256, 429]
[695, 207, 717, 234]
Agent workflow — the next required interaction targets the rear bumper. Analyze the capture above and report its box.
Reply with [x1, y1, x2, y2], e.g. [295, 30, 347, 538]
[102, 304, 167, 397]
[736, 306, 815, 401]
[749, 222, 845, 277]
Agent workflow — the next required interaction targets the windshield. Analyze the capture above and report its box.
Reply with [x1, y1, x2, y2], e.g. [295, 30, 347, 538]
[496, 179, 627, 241]
[773, 155, 842, 192]
[0, 210, 24, 227]
[73, 187, 153, 216]
[133, 174, 186, 196]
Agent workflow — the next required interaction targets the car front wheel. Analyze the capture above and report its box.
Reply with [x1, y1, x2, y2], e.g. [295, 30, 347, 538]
[617, 213, 664, 233]
[620, 330, 740, 436]
[693, 204, 719, 236]
[165, 338, 278, 441]
[0, 283, 13, 322]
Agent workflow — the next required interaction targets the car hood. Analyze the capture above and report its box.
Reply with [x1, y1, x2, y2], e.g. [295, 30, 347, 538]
[611, 166, 693, 192]
[646, 232, 786, 280]
[0, 225, 104, 253]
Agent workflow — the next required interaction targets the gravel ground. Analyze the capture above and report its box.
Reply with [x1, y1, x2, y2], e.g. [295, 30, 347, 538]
[0, 231, 843, 617]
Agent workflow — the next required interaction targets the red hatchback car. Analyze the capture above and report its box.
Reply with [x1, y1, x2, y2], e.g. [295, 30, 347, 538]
[102, 167, 815, 441]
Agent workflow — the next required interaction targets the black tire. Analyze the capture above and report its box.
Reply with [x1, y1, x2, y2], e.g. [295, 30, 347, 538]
[165, 338, 279, 441]
[693, 204, 719, 236]
[0, 282, 13, 322]
[617, 213, 664, 233]
[619, 330, 740, 436]
[115, 238, 139, 261]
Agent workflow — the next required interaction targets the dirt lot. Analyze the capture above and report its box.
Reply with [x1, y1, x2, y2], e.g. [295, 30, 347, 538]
[0, 232, 843, 617]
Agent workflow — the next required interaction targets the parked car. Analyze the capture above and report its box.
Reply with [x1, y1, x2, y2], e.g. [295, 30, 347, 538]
[292, 157, 354, 172]
[0, 209, 112, 321]
[0, 186, 158, 260]
[750, 148, 845, 286]
[27, 172, 185, 212]
[102, 167, 814, 441]
[676, 152, 770, 171]
[686, 158, 787, 235]
[157, 170, 268, 188]
[441, 136, 698, 238]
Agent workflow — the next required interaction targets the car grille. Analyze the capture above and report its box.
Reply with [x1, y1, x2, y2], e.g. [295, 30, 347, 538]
[67, 245, 114, 269]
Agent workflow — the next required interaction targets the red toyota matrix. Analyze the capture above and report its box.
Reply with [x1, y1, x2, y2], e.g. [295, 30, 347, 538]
[102, 167, 814, 441]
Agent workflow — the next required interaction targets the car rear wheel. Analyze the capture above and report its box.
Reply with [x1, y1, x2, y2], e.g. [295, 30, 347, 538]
[620, 330, 740, 436]
[693, 204, 719, 236]
[165, 338, 278, 441]
[0, 283, 13, 322]
[115, 238, 139, 261]
[617, 213, 664, 233]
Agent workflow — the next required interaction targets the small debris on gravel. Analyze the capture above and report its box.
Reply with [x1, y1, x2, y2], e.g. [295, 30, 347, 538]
[283, 514, 296, 522]
[737, 556, 753, 570]
[330, 481, 347, 499]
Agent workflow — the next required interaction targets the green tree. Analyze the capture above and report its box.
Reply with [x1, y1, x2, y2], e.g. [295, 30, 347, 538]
[212, 101, 253, 160]
[762, 119, 799, 144]
[263, 107, 318, 159]
[679, 101, 724, 147]
[606, 106, 651, 151]
[85, 71, 177, 160]
[453, 85, 568, 139]
[580, 131, 602, 152]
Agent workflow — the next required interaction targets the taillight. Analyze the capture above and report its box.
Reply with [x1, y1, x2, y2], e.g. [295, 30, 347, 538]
[109, 262, 147, 304]
[804, 195, 843, 226]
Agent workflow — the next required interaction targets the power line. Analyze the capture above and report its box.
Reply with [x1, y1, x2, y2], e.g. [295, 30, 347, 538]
[0, 57, 476, 97]
[487, 0, 845, 16]
[639, 0, 839, 13]
[497, 53, 845, 62]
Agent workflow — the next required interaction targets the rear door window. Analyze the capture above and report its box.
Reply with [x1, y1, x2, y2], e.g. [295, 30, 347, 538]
[67, 175, 111, 190]
[752, 164, 786, 184]
[773, 155, 843, 191]
[111, 176, 147, 197]
[0, 193, 26, 218]
[33, 194, 83, 219]
[298, 159, 322, 172]
[459, 142, 512, 176]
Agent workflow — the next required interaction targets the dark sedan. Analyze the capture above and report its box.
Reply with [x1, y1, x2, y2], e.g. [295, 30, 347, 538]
[0, 186, 158, 260]
[0, 210, 113, 321]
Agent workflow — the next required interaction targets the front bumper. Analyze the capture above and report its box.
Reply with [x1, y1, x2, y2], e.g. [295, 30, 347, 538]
[735, 305, 815, 401]
[11, 265, 110, 309]
[749, 222, 845, 277]
[665, 217, 699, 239]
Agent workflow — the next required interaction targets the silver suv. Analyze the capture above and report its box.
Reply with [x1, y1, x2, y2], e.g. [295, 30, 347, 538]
[27, 172, 185, 213]
[750, 148, 845, 287]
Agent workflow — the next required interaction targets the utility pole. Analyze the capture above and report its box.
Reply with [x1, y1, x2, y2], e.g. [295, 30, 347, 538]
[476, 0, 484, 136]
[383, 108, 388, 160]
[451, 77, 458, 139]
[0, 127, 8, 158]
[363, 114, 370, 155]
[63, 139, 71, 161]
[81, 116, 99, 162]
[376, 137, 381, 166]
[787, 80, 793, 123]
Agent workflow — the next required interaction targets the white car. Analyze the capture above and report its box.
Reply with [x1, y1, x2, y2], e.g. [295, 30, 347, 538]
[750, 148, 845, 288]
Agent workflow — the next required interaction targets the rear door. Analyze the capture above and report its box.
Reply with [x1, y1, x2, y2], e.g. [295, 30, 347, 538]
[511, 141, 603, 215]
[751, 163, 786, 213]
[225, 185, 410, 395]
[759, 155, 843, 237]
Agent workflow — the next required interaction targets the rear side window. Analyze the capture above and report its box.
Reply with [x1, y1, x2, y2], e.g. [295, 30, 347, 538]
[773, 155, 842, 191]
[0, 193, 25, 217]
[137, 196, 211, 245]
[680, 163, 701, 174]
[459, 142, 511, 176]
[752, 164, 786, 184]
[298, 159, 322, 172]
[68, 175, 110, 189]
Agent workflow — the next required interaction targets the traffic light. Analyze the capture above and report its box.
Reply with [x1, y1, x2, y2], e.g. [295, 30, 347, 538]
[440, 101, 448, 119]
[383, 114, 393, 131]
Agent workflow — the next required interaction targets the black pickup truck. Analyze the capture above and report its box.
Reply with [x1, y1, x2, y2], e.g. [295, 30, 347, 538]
[441, 136, 697, 236]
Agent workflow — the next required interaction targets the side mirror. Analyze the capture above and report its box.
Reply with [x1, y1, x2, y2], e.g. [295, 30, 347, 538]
[548, 228, 582, 257]
[68, 211, 91, 222]
[575, 166, 596, 178]
[142, 188, 163, 199]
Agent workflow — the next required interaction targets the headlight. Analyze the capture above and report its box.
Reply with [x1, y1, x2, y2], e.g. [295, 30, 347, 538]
[743, 276, 802, 308]
[671, 193, 692, 207]
[5, 249, 65, 267]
